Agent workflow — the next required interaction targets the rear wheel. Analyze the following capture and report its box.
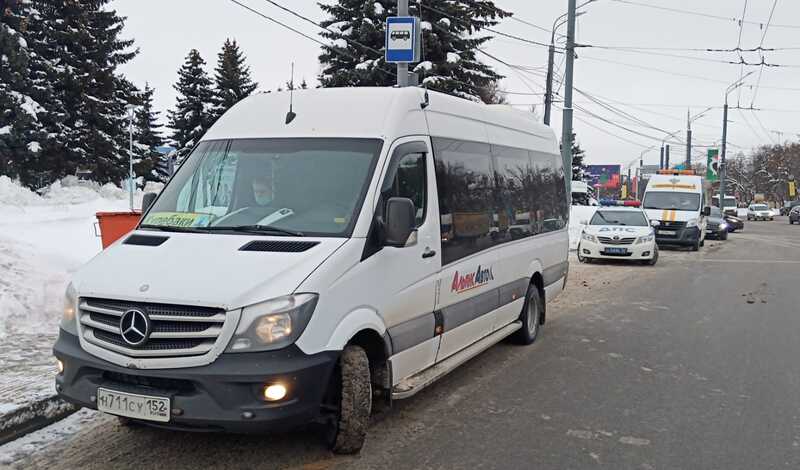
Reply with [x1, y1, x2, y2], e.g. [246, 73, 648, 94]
[515, 284, 542, 345]
[326, 345, 371, 455]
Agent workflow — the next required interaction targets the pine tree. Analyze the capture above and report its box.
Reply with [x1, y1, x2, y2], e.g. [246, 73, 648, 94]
[569, 132, 586, 181]
[169, 49, 214, 161]
[212, 39, 258, 121]
[131, 83, 164, 182]
[318, 1, 510, 102]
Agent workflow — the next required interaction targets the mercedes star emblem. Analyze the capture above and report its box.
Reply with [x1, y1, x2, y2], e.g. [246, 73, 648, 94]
[119, 309, 151, 346]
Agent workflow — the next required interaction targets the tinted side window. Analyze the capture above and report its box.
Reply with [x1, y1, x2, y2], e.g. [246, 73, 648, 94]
[432, 138, 494, 265]
[386, 153, 427, 227]
[491, 145, 535, 242]
[529, 151, 568, 233]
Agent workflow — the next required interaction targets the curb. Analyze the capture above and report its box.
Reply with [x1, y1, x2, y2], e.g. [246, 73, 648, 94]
[0, 395, 78, 446]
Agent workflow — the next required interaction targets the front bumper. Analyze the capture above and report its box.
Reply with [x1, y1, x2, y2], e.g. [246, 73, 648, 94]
[579, 239, 655, 260]
[654, 225, 700, 246]
[53, 330, 338, 433]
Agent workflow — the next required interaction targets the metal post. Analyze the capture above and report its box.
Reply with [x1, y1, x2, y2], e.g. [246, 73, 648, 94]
[720, 102, 729, 206]
[686, 109, 692, 168]
[660, 146, 664, 169]
[397, 0, 409, 87]
[560, 0, 577, 199]
[665, 144, 670, 169]
[128, 109, 134, 212]
[544, 43, 555, 125]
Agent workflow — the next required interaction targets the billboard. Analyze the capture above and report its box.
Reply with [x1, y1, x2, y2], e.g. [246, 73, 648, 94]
[586, 165, 621, 189]
[706, 149, 719, 182]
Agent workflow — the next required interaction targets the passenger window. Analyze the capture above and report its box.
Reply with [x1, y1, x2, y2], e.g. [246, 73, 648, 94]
[491, 145, 534, 242]
[386, 153, 427, 227]
[432, 138, 495, 266]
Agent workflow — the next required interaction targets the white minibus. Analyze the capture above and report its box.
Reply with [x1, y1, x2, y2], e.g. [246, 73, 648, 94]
[54, 87, 569, 453]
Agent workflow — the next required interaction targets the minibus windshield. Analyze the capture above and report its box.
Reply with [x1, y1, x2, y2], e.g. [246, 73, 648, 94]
[142, 138, 382, 237]
[643, 191, 700, 211]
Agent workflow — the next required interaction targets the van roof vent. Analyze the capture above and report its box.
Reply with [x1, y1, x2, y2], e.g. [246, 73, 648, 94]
[123, 234, 169, 247]
[239, 240, 320, 253]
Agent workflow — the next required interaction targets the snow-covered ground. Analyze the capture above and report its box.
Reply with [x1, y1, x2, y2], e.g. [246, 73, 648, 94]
[569, 205, 598, 250]
[0, 176, 160, 338]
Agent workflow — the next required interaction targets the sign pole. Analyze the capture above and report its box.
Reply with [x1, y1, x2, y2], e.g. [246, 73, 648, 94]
[397, 0, 409, 87]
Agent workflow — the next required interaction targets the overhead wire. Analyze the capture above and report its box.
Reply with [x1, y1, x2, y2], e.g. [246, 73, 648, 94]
[751, 0, 780, 107]
[734, 0, 748, 106]
[608, 0, 800, 29]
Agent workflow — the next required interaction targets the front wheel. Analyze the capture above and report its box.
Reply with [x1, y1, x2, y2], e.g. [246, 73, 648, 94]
[691, 239, 700, 251]
[720, 230, 728, 241]
[577, 246, 587, 263]
[647, 246, 659, 265]
[515, 284, 542, 345]
[326, 345, 372, 454]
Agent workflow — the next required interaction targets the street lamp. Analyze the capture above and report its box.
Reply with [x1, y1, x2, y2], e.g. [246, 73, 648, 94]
[125, 104, 137, 212]
[720, 71, 755, 211]
[543, 0, 594, 125]
[686, 106, 712, 168]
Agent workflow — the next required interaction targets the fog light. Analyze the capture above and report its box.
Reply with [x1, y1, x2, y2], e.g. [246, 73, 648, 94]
[582, 249, 590, 255]
[642, 251, 650, 257]
[57, 359, 64, 374]
[263, 384, 287, 401]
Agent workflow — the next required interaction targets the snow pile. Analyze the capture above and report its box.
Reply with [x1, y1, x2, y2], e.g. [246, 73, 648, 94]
[0, 176, 42, 206]
[569, 205, 598, 250]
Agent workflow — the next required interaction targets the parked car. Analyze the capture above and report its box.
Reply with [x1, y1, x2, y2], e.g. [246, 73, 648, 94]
[736, 207, 749, 218]
[706, 207, 729, 240]
[747, 204, 773, 221]
[723, 213, 744, 232]
[790, 206, 800, 224]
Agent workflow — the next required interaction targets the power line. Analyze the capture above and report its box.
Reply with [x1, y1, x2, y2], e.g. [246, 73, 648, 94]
[734, 0, 748, 105]
[751, 0, 780, 107]
[418, 2, 558, 49]
[581, 45, 787, 67]
[609, 0, 800, 30]
[749, 110, 778, 145]
[228, 0, 396, 79]
[585, 45, 800, 53]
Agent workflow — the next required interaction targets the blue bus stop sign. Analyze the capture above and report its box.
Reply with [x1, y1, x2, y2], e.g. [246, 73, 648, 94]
[386, 16, 420, 63]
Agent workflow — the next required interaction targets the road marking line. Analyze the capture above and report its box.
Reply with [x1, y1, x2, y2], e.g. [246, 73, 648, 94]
[703, 256, 800, 263]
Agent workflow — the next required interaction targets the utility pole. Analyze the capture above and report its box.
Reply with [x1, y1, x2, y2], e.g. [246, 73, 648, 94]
[686, 109, 692, 168]
[720, 72, 753, 207]
[659, 146, 664, 169]
[544, 43, 555, 125]
[665, 144, 670, 169]
[560, 0, 577, 196]
[397, 0, 409, 87]
[126, 104, 135, 212]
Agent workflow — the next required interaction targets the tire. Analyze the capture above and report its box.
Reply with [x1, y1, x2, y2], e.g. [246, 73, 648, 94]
[699, 237, 705, 247]
[327, 345, 372, 455]
[691, 239, 700, 251]
[515, 284, 542, 345]
[720, 230, 728, 241]
[647, 246, 659, 265]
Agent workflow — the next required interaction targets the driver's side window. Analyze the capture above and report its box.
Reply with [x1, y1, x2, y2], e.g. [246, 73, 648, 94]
[385, 153, 427, 227]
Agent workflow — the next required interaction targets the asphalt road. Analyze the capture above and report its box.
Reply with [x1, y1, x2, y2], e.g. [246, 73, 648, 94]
[3, 217, 800, 469]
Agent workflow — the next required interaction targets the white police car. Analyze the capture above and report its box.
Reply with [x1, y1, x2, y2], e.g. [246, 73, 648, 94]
[577, 200, 659, 265]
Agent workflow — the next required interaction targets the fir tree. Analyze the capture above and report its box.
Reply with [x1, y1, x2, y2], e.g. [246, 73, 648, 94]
[562, 132, 586, 181]
[131, 83, 164, 181]
[169, 49, 214, 161]
[0, 0, 44, 183]
[318, 1, 510, 102]
[212, 39, 258, 121]
[33, 0, 138, 184]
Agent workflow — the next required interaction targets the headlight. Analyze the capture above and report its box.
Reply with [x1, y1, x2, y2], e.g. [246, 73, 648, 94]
[719, 222, 728, 230]
[60, 283, 78, 335]
[581, 232, 597, 243]
[636, 235, 654, 244]
[226, 294, 318, 352]
[686, 218, 699, 228]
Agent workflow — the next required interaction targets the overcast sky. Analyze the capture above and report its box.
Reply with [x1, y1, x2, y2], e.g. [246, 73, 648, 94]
[114, 0, 800, 170]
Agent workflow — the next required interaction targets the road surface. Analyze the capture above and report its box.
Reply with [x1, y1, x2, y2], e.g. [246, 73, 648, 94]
[3, 217, 799, 469]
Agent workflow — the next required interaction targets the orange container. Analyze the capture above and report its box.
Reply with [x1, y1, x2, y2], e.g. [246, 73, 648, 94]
[96, 211, 142, 249]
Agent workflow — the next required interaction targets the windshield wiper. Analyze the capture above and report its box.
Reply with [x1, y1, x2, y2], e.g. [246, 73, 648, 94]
[206, 225, 304, 237]
[139, 224, 210, 233]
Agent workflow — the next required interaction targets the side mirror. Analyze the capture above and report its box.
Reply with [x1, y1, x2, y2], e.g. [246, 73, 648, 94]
[650, 220, 660, 227]
[702, 206, 711, 216]
[580, 220, 589, 226]
[384, 197, 417, 247]
[142, 192, 158, 213]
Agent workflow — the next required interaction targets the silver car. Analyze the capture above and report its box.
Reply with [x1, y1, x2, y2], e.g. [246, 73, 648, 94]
[747, 204, 773, 221]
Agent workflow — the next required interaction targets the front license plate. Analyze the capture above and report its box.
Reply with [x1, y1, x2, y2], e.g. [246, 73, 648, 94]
[604, 247, 628, 254]
[97, 388, 170, 423]
[658, 230, 676, 235]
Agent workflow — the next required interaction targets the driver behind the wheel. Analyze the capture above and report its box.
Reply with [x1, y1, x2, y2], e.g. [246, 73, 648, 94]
[252, 175, 274, 207]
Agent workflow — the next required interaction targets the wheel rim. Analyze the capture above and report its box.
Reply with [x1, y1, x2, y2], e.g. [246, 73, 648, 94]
[527, 295, 539, 334]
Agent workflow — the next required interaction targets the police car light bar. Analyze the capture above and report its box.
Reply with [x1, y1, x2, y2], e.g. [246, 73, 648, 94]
[657, 169, 695, 176]
[599, 199, 641, 207]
